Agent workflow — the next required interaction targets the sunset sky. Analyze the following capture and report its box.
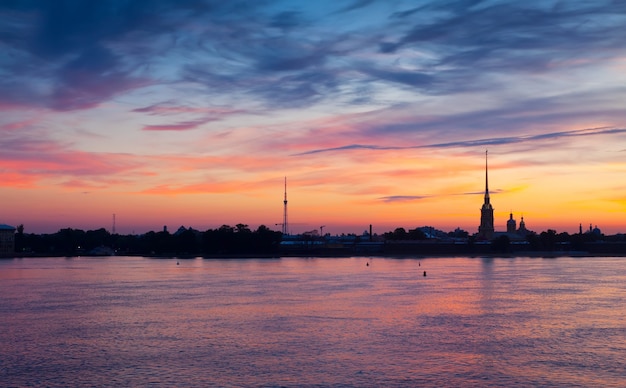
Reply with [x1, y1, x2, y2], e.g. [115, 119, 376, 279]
[1, 0, 625, 235]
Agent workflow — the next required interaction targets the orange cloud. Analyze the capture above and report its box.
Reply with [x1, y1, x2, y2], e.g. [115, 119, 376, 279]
[0, 172, 38, 188]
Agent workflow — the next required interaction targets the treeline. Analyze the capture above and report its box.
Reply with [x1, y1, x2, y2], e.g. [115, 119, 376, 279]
[13, 223, 626, 257]
[490, 229, 624, 253]
[15, 224, 283, 256]
[383, 227, 427, 240]
[383, 226, 469, 240]
[523, 229, 617, 250]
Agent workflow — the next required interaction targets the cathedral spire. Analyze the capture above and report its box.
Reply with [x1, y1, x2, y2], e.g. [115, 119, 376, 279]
[484, 150, 490, 204]
[478, 150, 494, 239]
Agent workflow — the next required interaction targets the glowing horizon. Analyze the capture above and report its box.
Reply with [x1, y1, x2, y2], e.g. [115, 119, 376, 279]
[1, 1, 625, 235]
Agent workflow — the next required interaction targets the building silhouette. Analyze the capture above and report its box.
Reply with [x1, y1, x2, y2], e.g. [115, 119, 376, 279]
[0, 224, 16, 255]
[478, 151, 494, 239]
[507, 212, 516, 233]
[504, 213, 531, 239]
[476, 152, 532, 241]
[517, 216, 530, 237]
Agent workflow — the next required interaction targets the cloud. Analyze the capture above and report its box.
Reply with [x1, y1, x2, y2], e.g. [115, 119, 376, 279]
[1, 117, 42, 132]
[356, 66, 436, 89]
[0, 2, 599, 114]
[337, 0, 377, 14]
[379, 195, 430, 203]
[2, 0, 625, 114]
[0, 172, 39, 188]
[461, 189, 504, 196]
[255, 43, 333, 72]
[378, 188, 511, 205]
[295, 127, 626, 156]
[59, 179, 115, 191]
[50, 71, 149, 111]
[270, 11, 306, 32]
[1, 0, 625, 234]
[0, 1, 270, 111]
[369, 1, 626, 99]
[384, 1, 626, 67]
[0, 131, 147, 187]
[138, 178, 277, 196]
[142, 118, 218, 132]
[132, 103, 245, 117]
[0, 1, 165, 110]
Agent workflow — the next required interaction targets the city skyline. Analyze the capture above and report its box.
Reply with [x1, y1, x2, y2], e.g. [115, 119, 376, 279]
[1, 1, 625, 235]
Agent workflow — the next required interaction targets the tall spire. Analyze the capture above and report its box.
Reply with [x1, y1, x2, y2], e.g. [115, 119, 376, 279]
[282, 177, 288, 235]
[478, 150, 494, 239]
[484, 150, 490, 204]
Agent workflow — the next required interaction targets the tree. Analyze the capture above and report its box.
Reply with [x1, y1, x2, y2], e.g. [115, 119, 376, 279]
[172, 229, 198, 254]
[85, 228, 111, 250]
[384, 228, 408, 240]
[539, 229, 558, 251]
[15, 224, 25, 252]
[235, 223, 251, 233]
[408, 228, 427, 240]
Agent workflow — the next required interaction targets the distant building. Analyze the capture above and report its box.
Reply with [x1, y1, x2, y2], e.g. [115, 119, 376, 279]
[476, 152, 532, 241]
[507, 212, 517, 234]
[500, 213, 532, 240]
[517, 216, 530, 237]
[587, 224, 602, 236]
[478, 151, 494, 239]
[0, 224, 16, 255]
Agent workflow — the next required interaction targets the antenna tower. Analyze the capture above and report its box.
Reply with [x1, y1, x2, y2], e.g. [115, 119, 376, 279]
[282, 177, 288, 235]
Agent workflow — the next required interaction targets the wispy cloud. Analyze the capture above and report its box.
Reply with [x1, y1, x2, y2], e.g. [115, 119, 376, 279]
[379, 195, 430, 203]
[142, 118, 218, 132]
[461, 189, 505, 196]
[295, 127, 626, 155]
[132, 103, 245, 117]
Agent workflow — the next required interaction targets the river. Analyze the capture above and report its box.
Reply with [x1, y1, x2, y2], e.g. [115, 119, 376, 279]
[1, 256, 624, 387]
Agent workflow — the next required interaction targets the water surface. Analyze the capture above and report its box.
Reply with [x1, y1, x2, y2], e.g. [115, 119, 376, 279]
[1, 256, 624, 387]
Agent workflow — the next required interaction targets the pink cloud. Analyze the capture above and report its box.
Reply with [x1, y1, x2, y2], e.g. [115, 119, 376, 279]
[0, 134, 147, 186]
[0, 172, 38, 188]
[1, 117, 42, 132]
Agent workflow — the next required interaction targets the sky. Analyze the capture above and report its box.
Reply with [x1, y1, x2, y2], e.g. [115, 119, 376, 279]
[1, 0, 626, 235]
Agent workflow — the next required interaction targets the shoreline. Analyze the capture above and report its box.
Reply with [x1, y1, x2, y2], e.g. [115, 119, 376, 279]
[5, 250, 626, 259]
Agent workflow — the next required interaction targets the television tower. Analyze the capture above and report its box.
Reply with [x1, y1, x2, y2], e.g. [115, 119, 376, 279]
[282, 177, 289, 235]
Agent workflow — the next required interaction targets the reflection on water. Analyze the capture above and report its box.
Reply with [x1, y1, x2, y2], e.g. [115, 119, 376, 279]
[1, 256, 625, 387]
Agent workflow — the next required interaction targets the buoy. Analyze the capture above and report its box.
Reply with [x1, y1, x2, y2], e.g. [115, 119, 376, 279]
[177, 261, 179, 265]
[423, 271, 426, 277]
[366, 262, 369, 266]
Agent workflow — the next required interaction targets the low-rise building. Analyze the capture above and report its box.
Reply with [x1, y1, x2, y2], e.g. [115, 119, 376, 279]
[0, 224, 16, 255]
